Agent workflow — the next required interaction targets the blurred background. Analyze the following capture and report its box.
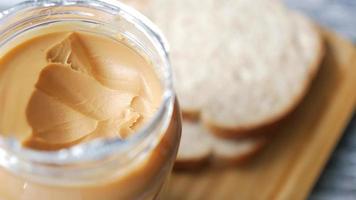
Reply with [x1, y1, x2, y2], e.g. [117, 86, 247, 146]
[0, 0, 355, 199]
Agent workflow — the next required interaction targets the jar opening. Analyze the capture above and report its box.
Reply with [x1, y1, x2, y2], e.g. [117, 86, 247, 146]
[0, 0, 174, 171]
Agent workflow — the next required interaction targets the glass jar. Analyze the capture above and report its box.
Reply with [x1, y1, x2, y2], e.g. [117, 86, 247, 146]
[0, 0, 181, 200]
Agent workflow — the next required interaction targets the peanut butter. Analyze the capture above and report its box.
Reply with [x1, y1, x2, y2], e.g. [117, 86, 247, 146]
[0, 22, 180, 200]
[0, 1, 181, 198]
[0, 30, 162, 150]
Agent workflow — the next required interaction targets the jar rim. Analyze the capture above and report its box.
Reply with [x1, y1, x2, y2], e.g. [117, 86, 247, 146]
[0, 0, 174, 166]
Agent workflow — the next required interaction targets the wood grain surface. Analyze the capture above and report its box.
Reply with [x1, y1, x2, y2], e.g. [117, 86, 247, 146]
[162, 30, 356, 200]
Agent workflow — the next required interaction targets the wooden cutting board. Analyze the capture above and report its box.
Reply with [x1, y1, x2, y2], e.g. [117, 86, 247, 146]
[162, 30, 356, 200]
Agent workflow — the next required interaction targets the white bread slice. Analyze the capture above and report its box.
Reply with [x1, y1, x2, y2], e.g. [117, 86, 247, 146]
[137, 0, 324, 137]
[175, 120, 267, 169]
[175, 120, 211, 169]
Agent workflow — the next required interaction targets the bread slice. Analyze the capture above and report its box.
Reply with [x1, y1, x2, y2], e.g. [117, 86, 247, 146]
[175, 120, 267, 169]
[137, 0, 324, 138]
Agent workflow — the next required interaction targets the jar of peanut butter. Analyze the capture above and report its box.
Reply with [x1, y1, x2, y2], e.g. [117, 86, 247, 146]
[0, 1, 181, 199]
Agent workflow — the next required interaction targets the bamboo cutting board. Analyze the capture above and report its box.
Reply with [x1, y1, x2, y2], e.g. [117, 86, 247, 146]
[163, 30, 356, 200]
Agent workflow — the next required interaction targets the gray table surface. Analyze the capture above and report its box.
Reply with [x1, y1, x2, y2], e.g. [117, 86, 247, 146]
[1, 0, 356, 199]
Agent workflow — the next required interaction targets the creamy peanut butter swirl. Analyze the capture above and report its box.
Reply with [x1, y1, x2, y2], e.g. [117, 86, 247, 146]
[23, 32, 161, 150]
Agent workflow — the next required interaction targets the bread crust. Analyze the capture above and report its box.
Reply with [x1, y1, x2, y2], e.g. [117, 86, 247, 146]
[182, 110, 200, 122]
[174, 156, 210, 170]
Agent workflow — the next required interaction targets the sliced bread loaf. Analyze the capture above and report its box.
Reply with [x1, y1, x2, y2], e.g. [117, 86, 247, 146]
[138, 0, 323, 137]
[175, 119, 267, 169]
